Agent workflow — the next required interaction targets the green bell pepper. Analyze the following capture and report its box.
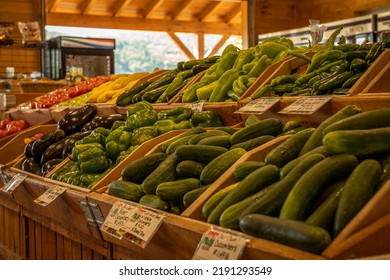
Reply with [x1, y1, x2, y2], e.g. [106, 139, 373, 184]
[125, 109, 158, 131]
[190, 111, 222, 127]
[79, 155, 109, 174]
[71, 143, 105, 161]
[75, 133, 106, 146]
[105, 128, 132, 161]
[157, 107, 193, 123]
[131, 126, 159, 146]
[111, 120, 125, 131]
[92, 127, 111, 137]
[126, 101, 154, 117]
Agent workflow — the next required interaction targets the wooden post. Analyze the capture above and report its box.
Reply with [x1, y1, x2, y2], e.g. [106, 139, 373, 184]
[241, 0, 256, 48]
[198, 32, 205, 59]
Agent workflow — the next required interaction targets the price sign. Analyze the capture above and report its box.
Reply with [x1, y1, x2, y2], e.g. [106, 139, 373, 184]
[235, 97, 281, 114]
[279, 96, 333, 115]
[119, 207, 167, 248]
[1, 173, 27, 194]
[34, 185, 67, 206]
[100, 201, 135, 239]
[193, 227, 251, 260]
[187, 100, 205, 112]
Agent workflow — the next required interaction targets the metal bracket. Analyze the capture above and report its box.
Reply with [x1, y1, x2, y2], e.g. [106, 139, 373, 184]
[88, 202, 104, 227]
[0, 166, 9, 185]
[79, 200, 96, 226]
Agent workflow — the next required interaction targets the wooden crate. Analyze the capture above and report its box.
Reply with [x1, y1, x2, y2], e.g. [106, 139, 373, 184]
[5, 108, 53, 126]
[50, 103, 118, 123]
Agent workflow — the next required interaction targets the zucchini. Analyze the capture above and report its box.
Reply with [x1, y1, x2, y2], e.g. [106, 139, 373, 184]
[161, 127, 206, 153]
[183, 185, 209, 208]
[207, 164, 280, 225]
[240, 153, 326, 218]
[156, 178, 202, 201]
[233, 161, 265, 181]
[139, 194, 170, 212]
[175, 160, 205, 179]
[322, 107, 390, 135]
[334, 159, 382, 236]
[175, 144, 228, 164]
[121, 152, 167, 183]
[323, 127, 390, 156]
[230, 135, 275, 151]
[200, 148, 246, 185]
[264, 127, 315, 167]
[239, 214, 331, 254]
[230, 118, 283, 145]
[188, 130, 230, 145]
[142, 153, 177, 194]
[280, 154, 359, 221]
[299, 105, 362, 156]
[202, 182, 239, 219]
[108, 180, 145, 202]
[197, 135, 232, 149]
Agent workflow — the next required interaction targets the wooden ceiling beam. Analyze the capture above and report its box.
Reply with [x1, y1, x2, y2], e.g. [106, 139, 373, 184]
[170, 0, 193, 20]
[80, 0, 97, 15]
[206, 33, 230, 57]
[197, 2, 221, 21]
[167, 32, 196, 60]
[46, 0, 61, 12]
[46, 13, 242, 35]
[143, 0, 165, 19]
[223, 4, 241, 23]
[112, 0, 134, 17]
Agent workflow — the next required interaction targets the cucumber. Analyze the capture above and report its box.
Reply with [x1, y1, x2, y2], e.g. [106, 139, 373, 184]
[121, 152, 167, 183]
[161, 127, 206, 153]
[230, 118, 283, 145]
[108, 180, 145, 202]
[156, 178, 202, 201]
[175, 144, 228, 164]
[230, 135, 275, 151]
[379, 154, 390, 187]
[305, 178, 346, 233]
[175, 160, 205, 179]
[280, 146, 328, 179]
[334, 159, 382, 236]
[142, 153, 177, 194]
[280, 154, 359, 221]
[239, 214, 331, 254]
[233, 161, 265, 181]
[207, 164, 280, 225]
[264, 127, 315, 167]
[202, 182, 239, 219]
[200, 148, 246, 185]
[188, 130, 230, 145]
[299, 105, 362, 156]
[183, 185, 209, 208]
[214, 126, 237, 135]
[322, 108, 390, 136]
[139, 194, 170, 212]
[323, 127, 390, 156]
[244, 114, 262, 127]
[165, 135, 194, 155]
[219, 183, 274, 229]
[197, 135, 232, 149]
[240, 153, 326, 218]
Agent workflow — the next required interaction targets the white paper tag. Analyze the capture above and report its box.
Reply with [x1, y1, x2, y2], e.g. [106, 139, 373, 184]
[1, 174, 27, 193]
[279, 96, 333, 115]
[100, 201, 134, 239]
[34, 185, 67, 206]
[193, 227, 251, 260]
[235, 97, 281, 114]
[187, 100, 205, 112]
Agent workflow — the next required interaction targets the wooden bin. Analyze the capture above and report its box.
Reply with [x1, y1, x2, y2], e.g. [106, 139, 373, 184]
[50, 103, 118, 123]
[5, 108, 53, 126]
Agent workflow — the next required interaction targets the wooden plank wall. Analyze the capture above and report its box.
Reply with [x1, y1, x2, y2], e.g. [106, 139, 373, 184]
[0, 0, 43, 94]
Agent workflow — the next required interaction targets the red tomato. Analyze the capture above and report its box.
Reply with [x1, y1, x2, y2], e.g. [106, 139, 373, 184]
[5, 123, 22, 135]
[0, 129, 8, 138]
[0, 118, 11, 127]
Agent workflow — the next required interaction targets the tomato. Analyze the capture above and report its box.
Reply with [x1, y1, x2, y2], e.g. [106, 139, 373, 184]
[5, 122, 22, 135]
[0, 129, 8, 139]
[0, 118, 11, 127]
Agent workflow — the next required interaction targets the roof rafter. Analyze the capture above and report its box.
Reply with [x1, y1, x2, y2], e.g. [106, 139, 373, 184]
[112, 0, 134, 17]
[223, 4, 241, 23]
[80, 0, 97, 14]
[170, 0, 193, 20]
[143, 0, 166, 19]
[197, 1, 221, 21]
[46, 0, 61, 12]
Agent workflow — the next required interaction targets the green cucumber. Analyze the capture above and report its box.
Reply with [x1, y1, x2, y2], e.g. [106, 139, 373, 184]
[207, 164, 280, 225]
[200, 148, 246, 185]
[244, 114, 262, 126]
[165, 135, 194, 155]
[188, 130, 230, 145]
[323, 127, 390, 156]
[161, 127, 206, 153]
[230, 118, 283, 145]
[175, 144, 228, 164]
[264, 127, 315, 167]
[202, 182, 239, 219]
[233, 161, 265, 181]
[280, 154, 359, 221]
[139, 194, 170, 212]
[322, 107, 390, 135]
[175, 160, 205, 179]
[230, 135, 275, 151]
[142, 153, 177, 194]
[197, 135, 232, 149]
[183, 185, 210, 208]
[299, 105, 362, 156]
[108, 180, 145, 202]
[334, 159, 382, 236]
[121, 153, 167, 183]
[156, 178, 202, 201]
[240, 153, 326, 218]
[239, 214, 331, 254]
[214, 126, 237, 135]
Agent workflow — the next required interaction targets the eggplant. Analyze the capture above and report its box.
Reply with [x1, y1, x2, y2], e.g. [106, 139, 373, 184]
[57, 104, 98, 135]
[31, 129, 65, 162]
[21, 157, 41, 175]
[62, 130, 92, 159]
[41, 158, 63, 177]
[81, 114, 125, 132]
[40, 136, 72, 166]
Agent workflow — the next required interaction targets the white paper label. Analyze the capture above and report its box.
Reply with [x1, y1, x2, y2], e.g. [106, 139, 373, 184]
[236, 97, 281, 114]
[187, 100, 205, 112]
[193, 227, 251, 260]
[279, 96, 333, 115]
[100, 201, 131, 239]
[1, 174, 27, 193]
[34, 185, 67, 206]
